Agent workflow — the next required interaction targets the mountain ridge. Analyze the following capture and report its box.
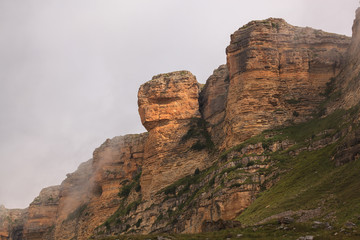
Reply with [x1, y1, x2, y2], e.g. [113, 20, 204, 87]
[1, 9, 360, 240]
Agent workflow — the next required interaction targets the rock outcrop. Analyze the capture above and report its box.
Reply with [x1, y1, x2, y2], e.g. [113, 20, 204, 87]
[138, 71, 211, 200]
[200, 65, 230, 146]
[223, 18, 350, 148]
[0, 206, 27, 240]
[52, 134, 147, 240]
[24, 186, 60, 240]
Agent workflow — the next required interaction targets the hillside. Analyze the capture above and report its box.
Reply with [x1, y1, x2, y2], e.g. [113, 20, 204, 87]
[1, 8, 360, 240]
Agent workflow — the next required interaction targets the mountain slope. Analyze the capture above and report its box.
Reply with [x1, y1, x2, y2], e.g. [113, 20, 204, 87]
[2, 8, 360, 240]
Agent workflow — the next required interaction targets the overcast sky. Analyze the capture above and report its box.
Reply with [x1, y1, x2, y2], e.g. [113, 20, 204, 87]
[0, 0, 358, 209]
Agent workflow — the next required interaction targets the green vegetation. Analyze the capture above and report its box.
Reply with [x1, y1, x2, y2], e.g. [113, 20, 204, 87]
[271, 22, 280, 31]
[118, 182, 133, 198]
[118, 171, 142, 198]
[320, 77, 336, 97]
[181, 118, 214, 151]
[161, 167, 207, 197]
[236, 106, 360, 226]
[285, 98, 300, 104]
[98, 222, 360, 240]
[100, 170, 143, 232]
[98, 96, 360, 238]
[104, 199, 142, 228]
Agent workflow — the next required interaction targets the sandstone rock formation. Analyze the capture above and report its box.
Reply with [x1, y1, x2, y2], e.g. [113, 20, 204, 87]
[14, 134, 147, 240]
[24, 186, 60, 240]
[199, 65, 229, 147]
[51, 134, 147, 240]
[138, 71, 211, 200]
[223, 18, 350, 148]
[0, 206, 27, 240]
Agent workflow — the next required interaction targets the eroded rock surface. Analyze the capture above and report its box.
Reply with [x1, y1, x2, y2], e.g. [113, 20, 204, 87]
[24, 186, 60, 240]
[53, 134, 147, 240]
[224, 18, 350, 148]
[0, 206, 27, 240]
[200, 65, 230, 146]
[138, 71, 211, 200]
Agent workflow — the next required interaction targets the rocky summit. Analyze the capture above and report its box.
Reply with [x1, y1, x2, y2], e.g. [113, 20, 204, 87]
[2, 9, 360, 240]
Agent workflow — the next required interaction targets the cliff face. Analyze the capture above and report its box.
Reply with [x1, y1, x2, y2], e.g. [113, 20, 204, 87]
[330, 8, 360, 110]
[0, 206, 27, 240]
[52, 134, 147, 240]
[199, 65, 229, 147]
[138, 71, 211, 200]
[23, 186, 60, 240]
[2, 12, 360, 239]
[223, 18, 349, 148]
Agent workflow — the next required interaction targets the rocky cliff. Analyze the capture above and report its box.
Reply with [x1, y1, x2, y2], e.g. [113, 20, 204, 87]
[329, 8, 360, 110]
[138, 71, 211, 200]
[0, 206, 26, 240]
[2, 9, 360, 240]
[223, 18, 349, 148]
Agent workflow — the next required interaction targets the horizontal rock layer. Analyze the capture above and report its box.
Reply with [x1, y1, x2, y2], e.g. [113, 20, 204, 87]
[223, 18, 350, 148]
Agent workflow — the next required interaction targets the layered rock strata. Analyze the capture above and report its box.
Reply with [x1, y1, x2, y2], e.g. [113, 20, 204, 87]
[0, 206, 27, 240]
[199, 65, 230, 147]
[52, 134, 147, 240]
[23, 186, 60, 240]
[138, 71, 211, 200]
[224, 18, 350, 148]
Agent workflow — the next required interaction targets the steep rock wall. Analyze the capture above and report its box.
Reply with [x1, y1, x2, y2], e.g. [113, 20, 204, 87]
[224, 18, 350, 148]
[53, 134, 147, 240]
[138, 71, 211, 200]
[23, 186, 60, 240]
[330, 8, 360, 110]
[0, 206, 27, 240]
[199, 65, 230, 147]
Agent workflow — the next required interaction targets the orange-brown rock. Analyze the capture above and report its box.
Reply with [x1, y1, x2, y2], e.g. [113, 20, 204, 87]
[52, 134, 147, 240]
[0, 205, 27, 240]
[138, 71, 201, 131]
[4, 133, 147, 240]
[23, 186, 60, 240]
[199, 65, 229, 146]
[224, 18, 350, 148]
[138, 71, 211, 200]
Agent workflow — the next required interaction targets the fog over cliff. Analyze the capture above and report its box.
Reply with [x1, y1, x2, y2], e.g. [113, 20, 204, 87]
[0, 0, 358, 208]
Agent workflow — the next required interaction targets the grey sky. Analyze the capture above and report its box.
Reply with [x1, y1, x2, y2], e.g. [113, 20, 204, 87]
[0, 0, 358, 209]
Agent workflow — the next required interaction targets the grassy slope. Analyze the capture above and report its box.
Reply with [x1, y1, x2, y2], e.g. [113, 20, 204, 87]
[100, 222, 360, 240]
[238, 107, 360, 226]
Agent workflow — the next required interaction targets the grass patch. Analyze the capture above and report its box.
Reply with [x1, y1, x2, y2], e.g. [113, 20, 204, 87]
[238, 140, 360, 226]
[97, 222, 360, 240]
[181, 118, 215, 151]
[118, 171, 142, 198]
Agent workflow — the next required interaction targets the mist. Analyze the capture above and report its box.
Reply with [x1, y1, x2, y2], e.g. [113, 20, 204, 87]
[0, 0, 358, 209]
